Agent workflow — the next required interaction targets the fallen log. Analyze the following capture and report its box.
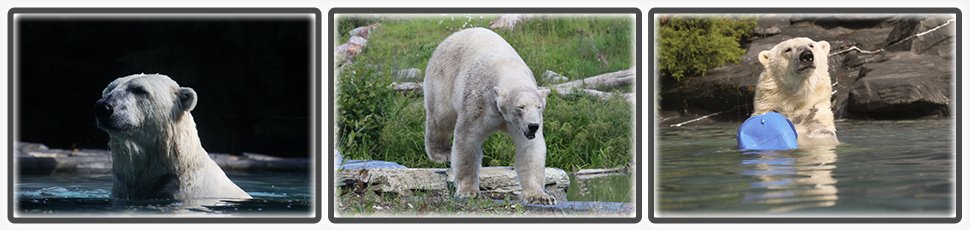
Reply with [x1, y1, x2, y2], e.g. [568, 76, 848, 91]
[546, 68, 635, 93]
[391, 68, 635, 104]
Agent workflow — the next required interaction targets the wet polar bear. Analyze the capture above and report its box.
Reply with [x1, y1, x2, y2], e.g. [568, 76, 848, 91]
[95, 74, 251, 199]
[754, 37, 839, 146]
[424, 28, 556, 205]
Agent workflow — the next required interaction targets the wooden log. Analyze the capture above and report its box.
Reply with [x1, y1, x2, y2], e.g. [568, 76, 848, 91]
[392, 68, 636, 103]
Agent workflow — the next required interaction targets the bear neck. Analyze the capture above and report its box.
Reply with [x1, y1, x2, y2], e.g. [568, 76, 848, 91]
[109, 113, 211, 198]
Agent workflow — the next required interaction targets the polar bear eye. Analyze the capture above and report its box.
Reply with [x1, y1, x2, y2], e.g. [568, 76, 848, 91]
[517, 105, 525, 110]
[809, 44, 814, 48]
[784, 48, 792, 53]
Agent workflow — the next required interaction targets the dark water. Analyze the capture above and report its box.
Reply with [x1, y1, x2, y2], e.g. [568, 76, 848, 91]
[16, 172, 312, 216]
[659, 119, 954, 216]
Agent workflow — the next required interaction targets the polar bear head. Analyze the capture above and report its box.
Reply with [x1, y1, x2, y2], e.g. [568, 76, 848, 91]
[758, 37, 830, 89]
[95, 74, 197, 136]
[494, 86, 546, 140]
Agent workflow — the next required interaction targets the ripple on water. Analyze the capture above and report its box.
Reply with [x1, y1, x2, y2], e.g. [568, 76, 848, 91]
[658, 119, 954, 215]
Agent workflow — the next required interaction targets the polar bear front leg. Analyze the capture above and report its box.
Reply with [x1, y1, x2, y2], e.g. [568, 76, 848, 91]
[510, 128, 556, 205]
[451, 116, 487, 199]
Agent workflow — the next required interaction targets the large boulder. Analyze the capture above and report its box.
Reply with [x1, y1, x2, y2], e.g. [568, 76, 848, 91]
[912, 17, 956, 57]
[847, 53, 952, 118]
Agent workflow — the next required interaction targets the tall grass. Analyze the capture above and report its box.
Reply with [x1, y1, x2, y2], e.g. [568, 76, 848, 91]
[336, 15, 634, 171]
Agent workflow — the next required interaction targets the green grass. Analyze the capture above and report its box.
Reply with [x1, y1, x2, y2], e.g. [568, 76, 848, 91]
[336, 14, 634, 171]
[338, 14, 633, 83]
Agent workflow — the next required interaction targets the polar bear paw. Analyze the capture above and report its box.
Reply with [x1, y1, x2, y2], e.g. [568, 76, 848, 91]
[524, 192, 557, 205]
[454, 187, 480, 200]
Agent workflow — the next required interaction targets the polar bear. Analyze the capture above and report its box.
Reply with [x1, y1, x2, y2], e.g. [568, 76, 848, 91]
[753, 37, 839, 146]
[423, 28, 556, 205]
[95, 74, 251, 199]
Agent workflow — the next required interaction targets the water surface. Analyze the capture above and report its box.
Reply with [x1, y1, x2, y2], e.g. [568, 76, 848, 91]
[17, 172, 312, 216]
[658, 119, 953, 216]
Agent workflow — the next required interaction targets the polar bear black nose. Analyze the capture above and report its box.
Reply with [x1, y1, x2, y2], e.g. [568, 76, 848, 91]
[799, 50, 814, 63]
[95, 100, 113, 120]
[527, 123, 540, 133]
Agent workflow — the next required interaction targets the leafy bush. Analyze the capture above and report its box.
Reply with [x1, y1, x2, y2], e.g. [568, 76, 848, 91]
[659, 16, 756, 80]
[336, 65, 395, 159]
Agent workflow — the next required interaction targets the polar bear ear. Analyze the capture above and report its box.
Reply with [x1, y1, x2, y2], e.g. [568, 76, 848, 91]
[177, 87, 198, 112]
[538, 89, 550, 98]
[758, 50, 771, 65]
[818, 41, 831, 53]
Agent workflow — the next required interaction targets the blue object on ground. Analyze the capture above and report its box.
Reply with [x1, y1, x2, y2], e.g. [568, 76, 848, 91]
[737, 112, 799, 151]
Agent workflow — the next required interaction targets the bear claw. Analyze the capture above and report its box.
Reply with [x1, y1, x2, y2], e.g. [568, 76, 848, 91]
[525, 193, 557, 205]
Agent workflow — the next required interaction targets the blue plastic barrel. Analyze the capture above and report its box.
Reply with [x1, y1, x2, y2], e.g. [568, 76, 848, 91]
[737, 112, 798, 151]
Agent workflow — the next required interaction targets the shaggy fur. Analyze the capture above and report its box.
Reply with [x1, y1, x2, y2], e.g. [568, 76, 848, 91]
[754, 37, 839, 146]
[96, 74, 251, 199]
[423, 28, 556, 205]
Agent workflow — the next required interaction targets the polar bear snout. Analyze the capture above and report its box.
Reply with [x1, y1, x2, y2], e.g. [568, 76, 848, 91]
[796, 48, 816, 72]
[525, 123, 540, 139]
[94, 99, 113, 123]
[94, 97, 135, 131]
[799, 49, 814, 64]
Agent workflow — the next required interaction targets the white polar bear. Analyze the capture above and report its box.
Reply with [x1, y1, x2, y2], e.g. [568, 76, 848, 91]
[423, 28, 556, 205]
[95, 74, 251, 199]
[754, 37, 839, 146]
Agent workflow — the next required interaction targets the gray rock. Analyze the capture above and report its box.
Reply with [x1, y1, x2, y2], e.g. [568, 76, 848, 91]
[393, 68, 422, 82]
[660, 15, 955, 121]
[753, 26, 781, 36]
[476, 167, 570, 202]
[16, 142, 309, 174]
[884, 17, 921, 52]
[848, 53, 951, 118]
[337, 166, 571, 202]
[337, 168, 449, 196]
[757, 15, 791, 30]
[912, 17, 955, 56]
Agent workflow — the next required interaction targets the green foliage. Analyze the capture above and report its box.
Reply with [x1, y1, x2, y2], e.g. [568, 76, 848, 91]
[336, 65, 395, 159]
[659, 16, 756, 80]
[481, 93, 633, 170]
[336, 15, 634, 170]
[340, 15, 633, 84]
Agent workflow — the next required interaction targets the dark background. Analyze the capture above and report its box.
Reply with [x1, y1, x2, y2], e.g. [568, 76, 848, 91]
[15, 17, 312, 158]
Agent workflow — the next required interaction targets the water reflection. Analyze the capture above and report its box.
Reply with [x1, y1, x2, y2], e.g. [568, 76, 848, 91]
[740, 146, 838, 212]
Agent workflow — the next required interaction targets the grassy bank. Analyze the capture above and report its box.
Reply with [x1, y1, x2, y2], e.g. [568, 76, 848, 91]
[336, 14, 635, 171]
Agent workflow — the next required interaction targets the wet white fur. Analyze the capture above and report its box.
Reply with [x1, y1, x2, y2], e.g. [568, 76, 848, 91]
[100, 74, 251, 199]
[754, 37, 839, 146]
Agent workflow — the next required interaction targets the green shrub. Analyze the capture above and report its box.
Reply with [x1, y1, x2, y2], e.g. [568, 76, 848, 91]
[659, 16, 756, 80]
[336, 65, 395, 159]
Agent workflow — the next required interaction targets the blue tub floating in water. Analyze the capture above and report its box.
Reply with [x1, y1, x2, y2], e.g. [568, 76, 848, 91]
[737, 112, 798, 151]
